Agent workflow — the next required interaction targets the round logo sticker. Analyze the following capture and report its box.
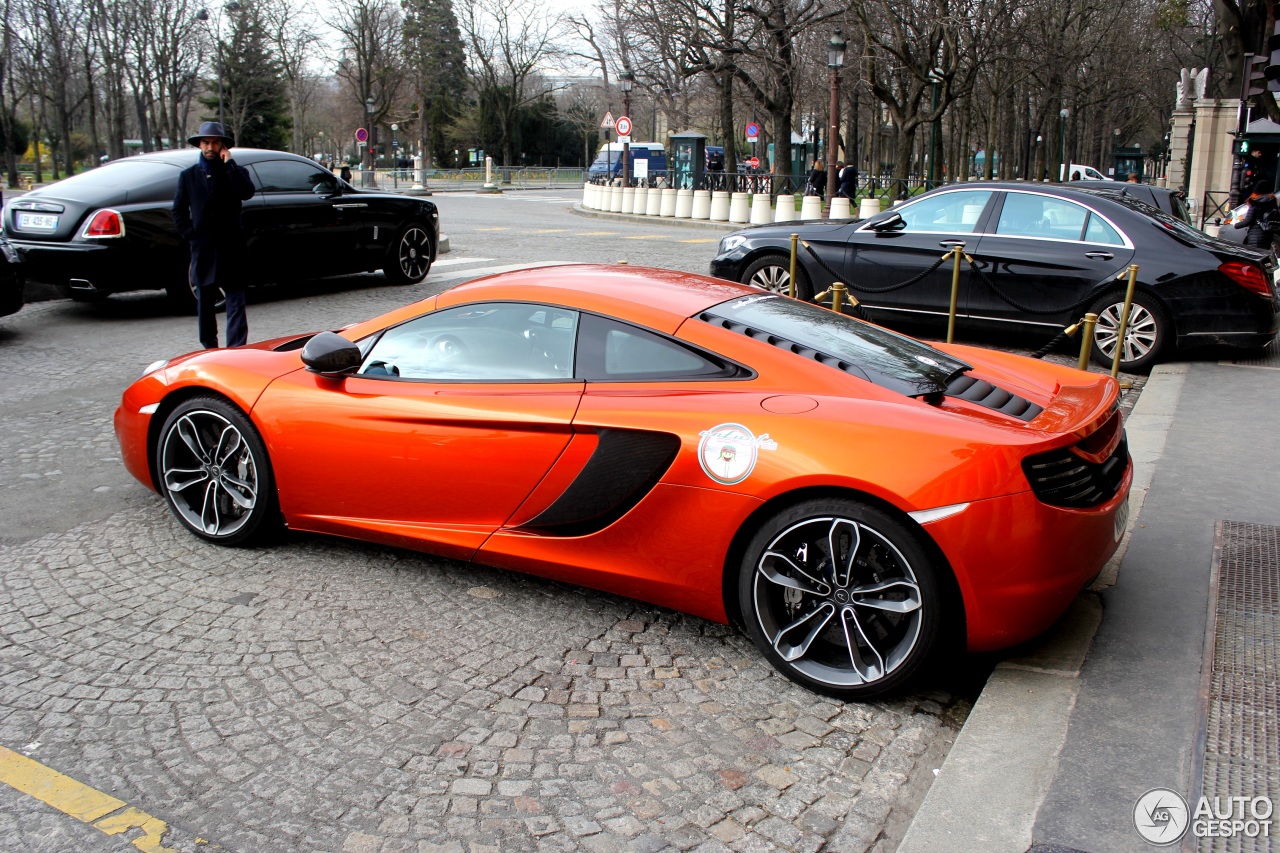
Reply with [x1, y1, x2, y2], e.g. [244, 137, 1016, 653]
[1133, 788, 1190, 845]
[698, 423, 777, 485]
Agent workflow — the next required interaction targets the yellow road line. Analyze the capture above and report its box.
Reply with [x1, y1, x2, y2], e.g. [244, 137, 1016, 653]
[576, 231, 619, 236]
[531, 229, 568, 233]
[474, 227, 510, 231]
[0, 744, 202, 852]
[678, 238, 719, 243]
[621, 235, 673, 240]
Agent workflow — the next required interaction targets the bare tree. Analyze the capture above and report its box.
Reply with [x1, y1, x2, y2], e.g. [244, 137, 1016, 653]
[261, 0, 322, 153]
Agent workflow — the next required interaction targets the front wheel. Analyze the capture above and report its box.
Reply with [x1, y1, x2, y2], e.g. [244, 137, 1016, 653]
[155, 396, 278, 546]
[1088, 291, 1170, 373]
[737, 498, 944, 699]
[384, 222, 433, 285]
[741, 254, 814, 300]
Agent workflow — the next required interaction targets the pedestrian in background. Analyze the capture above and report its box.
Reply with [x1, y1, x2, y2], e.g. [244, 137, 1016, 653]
[1235, 179, 1280, 252]
[172, 120, 255, 349]
[836, 161, 857, 199]
[1126, 172, 1140, 183]
[340, 164, 352, 184]
[806, 160, 827, 198]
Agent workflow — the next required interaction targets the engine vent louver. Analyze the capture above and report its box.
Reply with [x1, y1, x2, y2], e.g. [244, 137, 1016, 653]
[1022, 433, 1129, 508]
[945, 374, 1043, 421]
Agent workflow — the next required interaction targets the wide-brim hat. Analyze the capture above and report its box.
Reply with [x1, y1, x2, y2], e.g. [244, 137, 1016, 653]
[188, 121, 234, 147]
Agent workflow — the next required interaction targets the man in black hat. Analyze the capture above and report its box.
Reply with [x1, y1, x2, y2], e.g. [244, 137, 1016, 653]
[172, 121, 255, 348]
[1235, 178, 1279, 252]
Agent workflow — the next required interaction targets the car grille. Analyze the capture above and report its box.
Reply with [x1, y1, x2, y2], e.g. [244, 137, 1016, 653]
[1022, 427, 1129, 508]
[945, 374, 1043, 421]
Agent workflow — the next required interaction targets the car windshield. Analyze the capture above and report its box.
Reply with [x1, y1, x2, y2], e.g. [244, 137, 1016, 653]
[702, 294, 970, 396]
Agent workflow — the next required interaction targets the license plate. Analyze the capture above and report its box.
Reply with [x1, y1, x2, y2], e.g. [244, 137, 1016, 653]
[17, 212, 58, 231]
[1113, 495, 1130, 542]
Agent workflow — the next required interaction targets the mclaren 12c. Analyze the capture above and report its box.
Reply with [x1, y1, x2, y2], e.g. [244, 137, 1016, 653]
[115, 265, 1132, 698]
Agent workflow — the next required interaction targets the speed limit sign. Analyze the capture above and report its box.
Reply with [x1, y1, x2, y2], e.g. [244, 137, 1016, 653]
[615, 115, 632, 137]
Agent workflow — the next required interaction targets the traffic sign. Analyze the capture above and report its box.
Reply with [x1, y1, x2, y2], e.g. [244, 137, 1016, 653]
[601, 111, 615, 128]
[616, 115, 632, 137]
[355, 127, 369, 143]
[747, 156, 760, 169]
[745, 122, 760, 139]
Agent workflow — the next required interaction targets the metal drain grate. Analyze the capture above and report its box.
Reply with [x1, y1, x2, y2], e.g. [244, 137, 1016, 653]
[1197, 521, 1280, 853]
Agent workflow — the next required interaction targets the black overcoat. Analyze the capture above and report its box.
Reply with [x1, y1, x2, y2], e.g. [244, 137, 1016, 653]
[172, 156, 256, 289]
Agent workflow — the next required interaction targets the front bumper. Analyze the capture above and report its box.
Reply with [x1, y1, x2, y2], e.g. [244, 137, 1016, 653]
[922, 463, 1133, 651]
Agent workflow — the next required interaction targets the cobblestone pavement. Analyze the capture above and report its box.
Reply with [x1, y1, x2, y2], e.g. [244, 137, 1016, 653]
[0, 191, 1146, 852]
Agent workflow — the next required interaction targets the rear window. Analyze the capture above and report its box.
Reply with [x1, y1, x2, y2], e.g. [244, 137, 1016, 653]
[39, 161, 180, 195]
[702, 295, 970, 396]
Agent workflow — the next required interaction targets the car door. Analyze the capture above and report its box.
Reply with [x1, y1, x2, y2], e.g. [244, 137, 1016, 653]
[969, 190, 1135, 328]
[247, 158, 361, 281]
[847, 189, 996, 322]
[258, 302, 585, 559]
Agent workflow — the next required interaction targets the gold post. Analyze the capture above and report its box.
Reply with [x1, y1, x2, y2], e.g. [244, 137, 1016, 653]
[788, 233, 799, 299]
[831, 282, 846, 314]
[1079, 313, 1099, 371]
[946, 244, 964, 344]
[1110, 264, 1139, 378]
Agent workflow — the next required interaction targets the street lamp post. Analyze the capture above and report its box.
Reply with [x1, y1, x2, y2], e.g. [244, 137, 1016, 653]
[620, 68, 634, 187]
[825, 30, 846, 212]
[365, 97, 376, 186]
[927, 68, 943, 186]
[195, 2, 242, 127]
[1058, 107, 1069, 181]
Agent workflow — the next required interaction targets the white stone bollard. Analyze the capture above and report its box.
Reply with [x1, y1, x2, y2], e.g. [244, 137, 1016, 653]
[800, 195, 823, 220]
[610, 185, 626, 213]
[691, 190, 712, 220]
[859, 196, 882, 218]
[646, 187, 663, 216]
[632, 187, 649, 215]
[620, 187, 635, 214]
[750, 193, 773, 224]
[729, 193, 751, 224]
[674, 188, 694, 218]
[598, 184, 612, 212]
[660, 188, 678, 217]
[583, 182, 593, 208]
[829, 197, 852, 219]
[709, 191, 731, 221]
[775, 194, 800, 222]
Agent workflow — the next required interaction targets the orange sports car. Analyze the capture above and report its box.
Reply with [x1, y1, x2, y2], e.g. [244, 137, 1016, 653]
[115, 265, 1131, 699]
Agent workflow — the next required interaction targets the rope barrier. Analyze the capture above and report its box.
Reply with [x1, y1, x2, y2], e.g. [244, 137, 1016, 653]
[800, 240, 949, 293]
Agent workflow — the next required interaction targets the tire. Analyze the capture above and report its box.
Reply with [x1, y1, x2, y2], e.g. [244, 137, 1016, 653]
[384, 221, 433, 285]
[737, 498, 944, 699]
[741, 254, 814, 300]
[155, 396, 278, 547]
[1088, 291, 1170, 373]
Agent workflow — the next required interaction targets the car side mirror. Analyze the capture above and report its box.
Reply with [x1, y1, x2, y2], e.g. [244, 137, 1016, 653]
[869, 212, 906, 232]
[301, 331, 361, 375]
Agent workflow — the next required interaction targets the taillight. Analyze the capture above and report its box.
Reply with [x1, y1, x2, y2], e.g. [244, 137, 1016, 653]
[1219, 261, 1273, 296]
[82, 209, 125, 239]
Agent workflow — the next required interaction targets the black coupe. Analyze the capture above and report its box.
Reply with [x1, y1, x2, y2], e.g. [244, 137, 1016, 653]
[3, 149, 439, 308]
[710, 183, 1277, 371]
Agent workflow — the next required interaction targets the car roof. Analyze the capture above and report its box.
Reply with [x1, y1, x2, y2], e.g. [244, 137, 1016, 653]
[435, 265, 758, 334]
[120, 148, 320, 167]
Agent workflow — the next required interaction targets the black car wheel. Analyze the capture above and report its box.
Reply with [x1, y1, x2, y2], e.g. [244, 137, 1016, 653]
[384, 222, 433, 285]
[741, 254, 813, 300]
[156, 397, 278, 546]
[738, 498, 943, 699]
[1089, 291, 1169, 372]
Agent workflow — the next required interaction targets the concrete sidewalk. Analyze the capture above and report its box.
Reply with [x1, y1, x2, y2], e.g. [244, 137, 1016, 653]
[899, 351, 1280, 853]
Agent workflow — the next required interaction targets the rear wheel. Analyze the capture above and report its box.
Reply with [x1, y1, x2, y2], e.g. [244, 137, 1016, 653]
[155, 396, 278, 546]
[741, 254, 814, 300]
[737, 498, 944, 699]
[1089, 291, 1169, 373]
[384, 221, 433, 285]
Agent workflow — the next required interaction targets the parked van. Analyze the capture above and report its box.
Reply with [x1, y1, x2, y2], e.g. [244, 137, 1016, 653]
[588, 143, 668, 177]
[1060, 163, 1112, 181]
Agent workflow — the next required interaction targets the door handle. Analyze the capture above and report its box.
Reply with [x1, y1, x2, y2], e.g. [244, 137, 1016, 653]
[1085, 251, 1114, 260]
[939, 240, 966, 249]
[333, 203, 368, 209]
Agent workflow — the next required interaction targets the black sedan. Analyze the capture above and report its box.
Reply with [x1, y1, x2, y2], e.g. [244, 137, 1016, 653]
[2, 149, 440, 308]
[0, 234, 23, 318]
[710, 182, 1278, 371]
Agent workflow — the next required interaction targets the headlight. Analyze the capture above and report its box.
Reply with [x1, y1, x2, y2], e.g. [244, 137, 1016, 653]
[719, 235, 747, 254]
[141, 359, 169, 377]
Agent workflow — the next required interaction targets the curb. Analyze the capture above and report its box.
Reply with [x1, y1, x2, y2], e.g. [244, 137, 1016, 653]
[896, 364, 1187, 853]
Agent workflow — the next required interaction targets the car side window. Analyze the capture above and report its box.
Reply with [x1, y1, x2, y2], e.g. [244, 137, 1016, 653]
[358, 302, 579, 381]
[575, 314, 739, 381]
[995, 193, 1089, 240]
[893, 190, 993, 233]
[1083, 213, 1124, 245]
[251, 160, 335, 193]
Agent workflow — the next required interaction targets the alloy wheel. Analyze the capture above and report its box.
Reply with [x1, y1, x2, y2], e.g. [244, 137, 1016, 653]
[398, 226, 431, 281]
[1093, 301, 1158, 365]
[160, 408, 259, 538]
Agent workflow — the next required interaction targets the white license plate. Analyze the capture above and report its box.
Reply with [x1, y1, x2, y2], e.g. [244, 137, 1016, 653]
[1113, 495, 1130, 542]
[17, 212, 58, 231]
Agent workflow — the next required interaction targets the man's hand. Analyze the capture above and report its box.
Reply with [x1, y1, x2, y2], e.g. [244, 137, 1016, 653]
[220, 147, 232, 163]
